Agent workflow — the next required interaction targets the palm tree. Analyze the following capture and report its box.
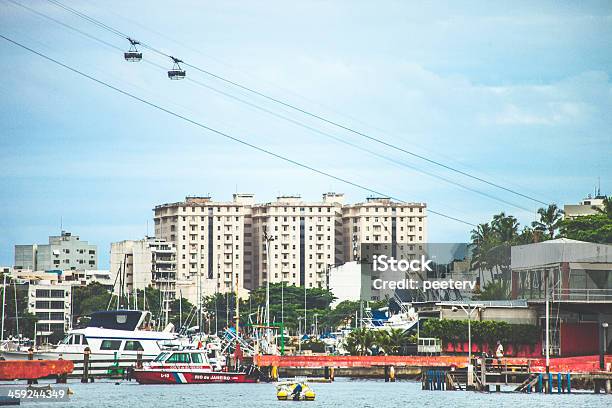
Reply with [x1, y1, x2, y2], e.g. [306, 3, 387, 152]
[470, 223, 494, 273]
[376, 329, 410, 356]
[492, 212, 520, 243]
[345, 328, 376, 356]
[532, 204, 564, 239]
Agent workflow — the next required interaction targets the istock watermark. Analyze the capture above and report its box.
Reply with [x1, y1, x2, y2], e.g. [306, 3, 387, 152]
[372, 254, 433, 272]
[372, 277, 477, 291]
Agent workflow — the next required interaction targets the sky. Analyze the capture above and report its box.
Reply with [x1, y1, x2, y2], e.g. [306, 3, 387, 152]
[0, 0, 611, 268]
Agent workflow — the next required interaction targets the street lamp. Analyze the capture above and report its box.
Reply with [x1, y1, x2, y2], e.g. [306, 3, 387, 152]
[600, 321, 609, 370]
[452, 303, 484, 366]
[297, 316, 304, 353]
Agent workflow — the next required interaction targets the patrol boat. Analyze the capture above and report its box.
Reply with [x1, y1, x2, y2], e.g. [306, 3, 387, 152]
[133, 349, 260, 384]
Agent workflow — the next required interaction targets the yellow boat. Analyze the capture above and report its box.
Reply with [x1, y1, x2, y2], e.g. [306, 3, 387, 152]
[276, 381, 316, 401]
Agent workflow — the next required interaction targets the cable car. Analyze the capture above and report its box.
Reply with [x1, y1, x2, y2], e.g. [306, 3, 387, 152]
[168, 56, 186, 80]
[124, 38, 142, 62]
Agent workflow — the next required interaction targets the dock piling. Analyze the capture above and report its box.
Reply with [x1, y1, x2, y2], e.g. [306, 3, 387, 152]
[81, 347, 91, 383]
[537, 373, 543, 393]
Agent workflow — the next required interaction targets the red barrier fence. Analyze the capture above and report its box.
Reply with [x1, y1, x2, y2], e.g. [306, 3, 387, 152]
[255, 354, 612, 373]
[0, 360, 74, 380]
[444, 341, 542, 358]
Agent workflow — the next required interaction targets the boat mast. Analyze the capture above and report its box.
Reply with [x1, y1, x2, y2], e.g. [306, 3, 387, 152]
[197, 244, 202, 335]
[545, 268, 550, 373]
[1, 274, 6, 343]
[179, 289, 182, 330]
[13, 278, 19, 337]
[235, 272, 239, 336]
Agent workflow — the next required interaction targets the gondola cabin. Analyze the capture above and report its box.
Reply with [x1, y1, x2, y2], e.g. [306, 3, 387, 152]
[124, 51, 142, 62]
[167, 69, 186, 80]
[124, 38, 142, 62]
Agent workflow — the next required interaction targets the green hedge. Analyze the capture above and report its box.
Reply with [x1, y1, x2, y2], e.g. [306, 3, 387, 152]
[420, 319, 539, 347]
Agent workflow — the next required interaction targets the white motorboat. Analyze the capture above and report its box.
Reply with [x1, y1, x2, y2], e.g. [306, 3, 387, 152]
[0, 310, 176, 363]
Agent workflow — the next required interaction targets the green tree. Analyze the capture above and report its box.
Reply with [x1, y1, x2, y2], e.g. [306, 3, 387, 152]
[559, 214, 612, 244]
[473, 280, 510, 300]
[375, 329, 412, 355]
[594, 196, 612, 218]
[344, 327, 376, 355]
[532, 204, 563, 239]
[72, 282, 112, 326]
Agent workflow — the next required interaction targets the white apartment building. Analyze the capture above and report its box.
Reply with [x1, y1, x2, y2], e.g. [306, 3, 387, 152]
[110, 238, 177, 309]
[251, 193, 344, 290]
[153, 194, 254, 304]
[153, 194, 428, 299]
[342, 197, 427, 262]
[14, 231, 97, 271]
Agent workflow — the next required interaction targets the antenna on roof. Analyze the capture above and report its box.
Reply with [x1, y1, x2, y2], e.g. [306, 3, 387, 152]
[597, 176, 601, 196]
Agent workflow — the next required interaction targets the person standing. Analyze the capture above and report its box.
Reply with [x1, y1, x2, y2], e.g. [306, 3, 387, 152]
[495, 340, 504, 365]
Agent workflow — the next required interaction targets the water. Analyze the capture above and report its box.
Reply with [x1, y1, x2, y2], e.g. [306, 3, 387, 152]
[18, 378, 612, 407]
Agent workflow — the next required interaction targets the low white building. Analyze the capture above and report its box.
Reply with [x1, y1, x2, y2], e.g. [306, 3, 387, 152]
[10, 269, 112, 287]
[564, 193, 607, 219]
[328, 262, 374, 306]
[27, 281, 72, 340]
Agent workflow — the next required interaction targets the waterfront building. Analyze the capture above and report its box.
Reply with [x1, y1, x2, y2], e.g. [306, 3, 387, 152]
[510, 238, 612, 356]
[14, 231, 97, 271]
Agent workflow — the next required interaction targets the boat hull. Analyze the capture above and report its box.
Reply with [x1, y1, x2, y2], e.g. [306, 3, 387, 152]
[133, 369, 258, 384]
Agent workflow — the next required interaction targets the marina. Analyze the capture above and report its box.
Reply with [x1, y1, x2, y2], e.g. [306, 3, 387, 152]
[1, 1, 611, 407]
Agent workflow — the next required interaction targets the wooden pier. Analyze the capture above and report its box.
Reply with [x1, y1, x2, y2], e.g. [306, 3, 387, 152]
[421, 360, 612, 394]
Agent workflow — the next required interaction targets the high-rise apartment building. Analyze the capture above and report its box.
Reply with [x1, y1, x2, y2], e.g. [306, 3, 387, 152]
[251, 193, 344, 289]
[153, 194, 254, 303]
[153, 194, 427, 299]
[14, 231, 97, 271]
[342, 197, 427, 262]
